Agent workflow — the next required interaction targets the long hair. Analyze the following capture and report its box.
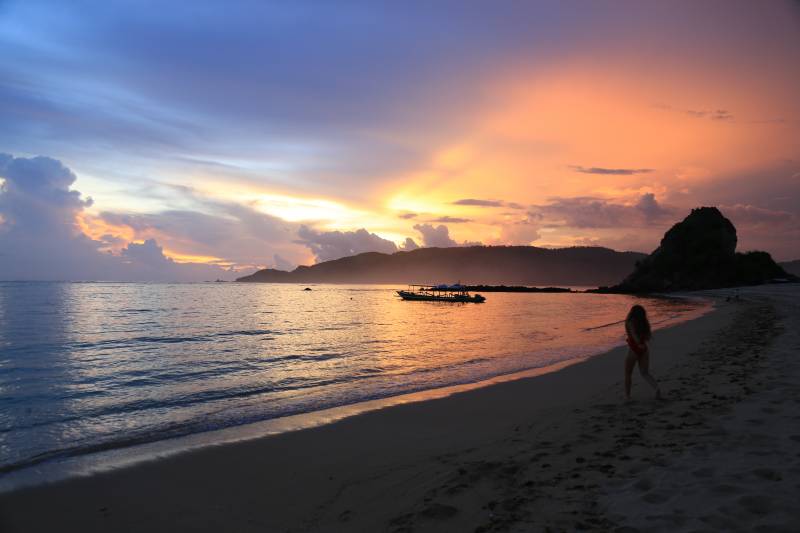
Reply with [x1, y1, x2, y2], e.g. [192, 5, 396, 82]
[626, 304, 651, 342]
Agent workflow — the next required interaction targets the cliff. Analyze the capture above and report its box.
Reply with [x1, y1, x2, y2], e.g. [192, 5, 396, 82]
[608, 207, 794, 292]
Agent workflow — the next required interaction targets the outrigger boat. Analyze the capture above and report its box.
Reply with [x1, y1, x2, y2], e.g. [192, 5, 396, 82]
[397, 284, 486, 303]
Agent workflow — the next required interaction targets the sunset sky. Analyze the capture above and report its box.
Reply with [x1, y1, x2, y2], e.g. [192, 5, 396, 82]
[1, 1, 799, 280]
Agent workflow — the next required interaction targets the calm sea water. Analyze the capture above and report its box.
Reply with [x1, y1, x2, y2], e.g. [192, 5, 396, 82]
[0, 282, 709, 477]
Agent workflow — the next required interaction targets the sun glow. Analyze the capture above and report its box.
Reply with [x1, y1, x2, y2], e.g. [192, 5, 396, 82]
[254, 194, 362, 223]
[76, 213, 135, 249]
[163, 250, 232, 266]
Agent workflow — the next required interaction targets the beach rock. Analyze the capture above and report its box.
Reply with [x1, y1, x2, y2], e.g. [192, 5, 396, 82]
[608, 207, 794, 292]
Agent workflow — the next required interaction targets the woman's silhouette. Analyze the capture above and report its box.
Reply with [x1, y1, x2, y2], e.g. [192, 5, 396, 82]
[624, 304, 661, 400]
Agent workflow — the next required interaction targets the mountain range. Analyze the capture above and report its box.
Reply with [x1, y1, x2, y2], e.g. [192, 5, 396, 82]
[236, 246, 647, 286]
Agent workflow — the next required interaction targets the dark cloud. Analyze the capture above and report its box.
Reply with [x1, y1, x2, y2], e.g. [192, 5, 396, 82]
[297, 226, 398, 262]
[569, 165, 654, 175]
[428, 216, 472, 223]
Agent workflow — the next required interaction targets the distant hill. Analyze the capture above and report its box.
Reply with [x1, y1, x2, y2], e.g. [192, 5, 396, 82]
[780, 260, 800, 277]
[607, 207, 796, 293]
[237, 246, 646, 286]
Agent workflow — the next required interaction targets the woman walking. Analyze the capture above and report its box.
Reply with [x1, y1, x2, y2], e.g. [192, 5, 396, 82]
[624, 304, 662, 400]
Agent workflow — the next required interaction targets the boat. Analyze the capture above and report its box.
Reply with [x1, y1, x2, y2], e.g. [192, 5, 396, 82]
[396, 284, 486, 303]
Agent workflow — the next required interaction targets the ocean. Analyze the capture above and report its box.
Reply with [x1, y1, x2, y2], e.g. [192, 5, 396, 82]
[0, 282, 710, 483]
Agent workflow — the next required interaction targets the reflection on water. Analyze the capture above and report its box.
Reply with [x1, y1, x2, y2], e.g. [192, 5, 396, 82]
[0, 282, 710, 473]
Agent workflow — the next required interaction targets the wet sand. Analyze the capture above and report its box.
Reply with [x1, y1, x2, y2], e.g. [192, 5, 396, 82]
[1, 285, 798, 532]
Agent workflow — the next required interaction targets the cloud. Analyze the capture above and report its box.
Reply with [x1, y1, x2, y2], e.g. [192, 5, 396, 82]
[273, 253, 295, 271]
[412, 223, 457, 247]
[2, 2, 797, 267]
[669, 163, 800, 260]
[428, 216, 472, 223]
[720, 204, 794, 226]
[496, 216, 541, 245]
[122, 238, 168, 264]
[399, 237, 419, 251]
[451, 198, 525, 209]
[688, 109, 733, 121]
[530, 193, 675, 229]
[4, 1, 560, 198]
[569, 166, 654, 175]
[636, 192, 672, 222]
[297, 225, 398, 262]
[0, 154, 91, 236]
[117, 238, 252, 282]
[718, 204, 800, 258]
[654, 104, 734, 122]
[0, 154, 252, 281]
[452, 198, 504, 207]
[97, 199, 302, 268]
[398, 212, 418, 219]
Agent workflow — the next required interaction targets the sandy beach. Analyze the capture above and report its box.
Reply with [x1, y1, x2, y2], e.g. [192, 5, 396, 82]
[1, 284, 798, 532]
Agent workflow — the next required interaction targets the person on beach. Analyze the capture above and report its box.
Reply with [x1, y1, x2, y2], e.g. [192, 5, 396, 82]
[624, 304, 662, 400]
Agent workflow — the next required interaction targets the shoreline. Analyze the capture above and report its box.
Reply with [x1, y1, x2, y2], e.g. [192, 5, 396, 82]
[0, 294, 713, 493]
[0, 287, 751, 532]
[3, 285, 797, 531]
[0, 357, 592, 494]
